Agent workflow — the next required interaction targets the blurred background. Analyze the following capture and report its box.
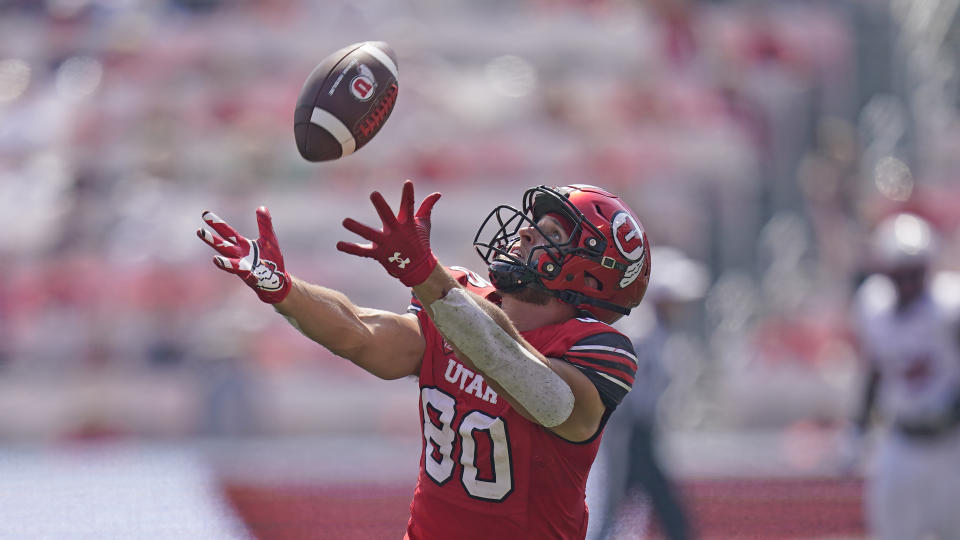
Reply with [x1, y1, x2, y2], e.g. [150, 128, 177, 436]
[1, 0, 958, 538]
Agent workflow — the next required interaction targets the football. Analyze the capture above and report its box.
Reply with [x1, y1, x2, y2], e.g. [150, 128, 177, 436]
[293, 41, 399, 162]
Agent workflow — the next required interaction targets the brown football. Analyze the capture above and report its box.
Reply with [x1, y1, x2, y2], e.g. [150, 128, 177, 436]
[293, 41, 399, 162]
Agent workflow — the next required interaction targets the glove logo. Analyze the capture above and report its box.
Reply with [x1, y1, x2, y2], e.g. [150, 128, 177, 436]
[242, 241, 285, 291]
[388, 251, 411, 269]
[252, 259, 285, 291]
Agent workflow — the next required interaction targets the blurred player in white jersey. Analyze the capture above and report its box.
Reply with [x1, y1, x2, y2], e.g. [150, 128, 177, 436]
[852, 212, 960, 540]
[597, 247, 702, 540]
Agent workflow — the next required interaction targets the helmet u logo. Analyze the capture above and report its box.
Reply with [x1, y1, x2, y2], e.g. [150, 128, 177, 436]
[611, 211, 646, 262]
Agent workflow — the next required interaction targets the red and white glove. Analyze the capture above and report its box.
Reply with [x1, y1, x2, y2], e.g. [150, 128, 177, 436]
[196, 207, 292, 304]
[337, 180, 441, 287]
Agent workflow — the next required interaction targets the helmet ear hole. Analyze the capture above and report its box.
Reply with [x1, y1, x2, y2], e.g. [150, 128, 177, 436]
[583, 272, 603, 292]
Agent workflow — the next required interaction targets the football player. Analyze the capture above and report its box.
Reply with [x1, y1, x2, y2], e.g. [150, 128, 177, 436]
[596, 246, 703, 540]
[852, 212, 960, 540]
[197, 180, 651, 539]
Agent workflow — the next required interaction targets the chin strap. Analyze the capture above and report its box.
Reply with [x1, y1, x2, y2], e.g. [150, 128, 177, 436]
[554, 289, 631, 317]
[488, 261, 631, 317]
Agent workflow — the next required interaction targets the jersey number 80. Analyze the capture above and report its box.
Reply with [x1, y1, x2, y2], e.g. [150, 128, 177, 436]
[421, 387, 514, 502]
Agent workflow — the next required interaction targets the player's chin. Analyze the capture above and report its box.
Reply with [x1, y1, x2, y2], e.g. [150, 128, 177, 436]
[503, 286, 553, 306]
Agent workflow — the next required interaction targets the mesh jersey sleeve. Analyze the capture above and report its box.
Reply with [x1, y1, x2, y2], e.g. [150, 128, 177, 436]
[563, 331, 638, 410]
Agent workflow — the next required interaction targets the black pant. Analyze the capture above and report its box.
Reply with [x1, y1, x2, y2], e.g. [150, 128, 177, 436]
[599, 423, 691, 540]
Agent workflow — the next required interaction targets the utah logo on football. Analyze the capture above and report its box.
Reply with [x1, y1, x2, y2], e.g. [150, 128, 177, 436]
[350, 64, 377, 101]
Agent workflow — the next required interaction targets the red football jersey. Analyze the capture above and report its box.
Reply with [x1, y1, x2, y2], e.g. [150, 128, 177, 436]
[404, 268, 638, 540]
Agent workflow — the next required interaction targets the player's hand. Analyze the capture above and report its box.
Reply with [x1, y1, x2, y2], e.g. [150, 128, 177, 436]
[337, 180, 440, 288]
[196, 207, 292, 304]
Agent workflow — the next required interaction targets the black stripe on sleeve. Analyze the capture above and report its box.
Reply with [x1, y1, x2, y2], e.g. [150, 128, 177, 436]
[566, 331, 637, 410]
[565, 353, 636, 378]
[574, 365, 630, 410]
[572, 331, 635, 352]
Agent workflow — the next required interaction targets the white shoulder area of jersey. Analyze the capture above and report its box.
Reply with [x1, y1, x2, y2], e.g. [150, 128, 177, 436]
[853, 274, 895, 320]
[931, 271, 960, 316]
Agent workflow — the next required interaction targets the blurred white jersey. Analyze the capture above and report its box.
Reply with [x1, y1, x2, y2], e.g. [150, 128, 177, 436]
[854, 272, 960, 426]
[855, 272, 960, 540]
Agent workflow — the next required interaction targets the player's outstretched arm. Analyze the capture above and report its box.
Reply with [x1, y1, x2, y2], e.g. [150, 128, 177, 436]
[274, 279, 424, 380]
[197, 207, 424, 380]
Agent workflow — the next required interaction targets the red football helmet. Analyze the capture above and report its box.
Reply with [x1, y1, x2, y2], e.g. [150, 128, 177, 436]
[474, 184, 651, 323]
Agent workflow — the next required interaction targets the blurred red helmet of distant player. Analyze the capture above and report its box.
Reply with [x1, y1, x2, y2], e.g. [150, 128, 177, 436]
[474, 184, 651, 323]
